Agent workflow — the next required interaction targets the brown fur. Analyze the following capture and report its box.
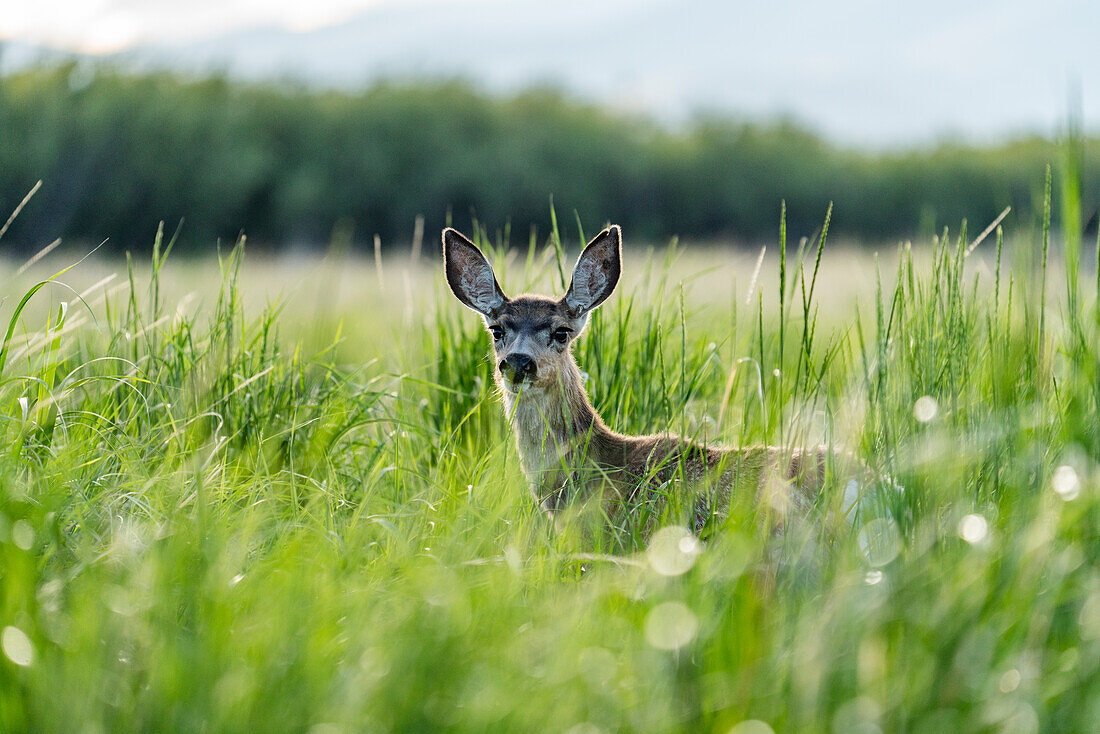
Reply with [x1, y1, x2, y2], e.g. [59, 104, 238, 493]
[443, 226, 833, 532]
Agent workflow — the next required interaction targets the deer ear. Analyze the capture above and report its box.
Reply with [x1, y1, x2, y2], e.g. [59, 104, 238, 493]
[443, 228, 507, 317]
[564, 225, 622, 317]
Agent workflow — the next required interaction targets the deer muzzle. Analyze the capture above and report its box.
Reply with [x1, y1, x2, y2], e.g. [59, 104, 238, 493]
[499, 353, 537, 385]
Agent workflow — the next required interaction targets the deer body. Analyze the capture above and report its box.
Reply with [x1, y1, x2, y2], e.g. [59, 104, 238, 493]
[443, 225, 829, 530]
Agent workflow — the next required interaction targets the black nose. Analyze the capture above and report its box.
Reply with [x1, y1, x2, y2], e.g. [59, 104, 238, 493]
[499, 354, 536, 382]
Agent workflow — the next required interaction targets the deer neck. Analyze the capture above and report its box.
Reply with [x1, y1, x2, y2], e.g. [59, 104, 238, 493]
[500, 356, 600, 477]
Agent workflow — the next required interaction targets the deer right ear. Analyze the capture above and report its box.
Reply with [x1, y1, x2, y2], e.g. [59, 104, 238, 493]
[442, 228, 507, 317]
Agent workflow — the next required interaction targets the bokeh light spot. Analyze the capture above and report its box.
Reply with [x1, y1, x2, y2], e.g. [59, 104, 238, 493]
[958, 514, 989, 544]
[858, 518, 901, 567]
[646, 526, 702, 577]
[913, 395, 938, 423]
[644, 602, 698, 651]
[11, 520, 34, 551]
[1051, 465, 1080, 501]
[2, 626, 35, 667]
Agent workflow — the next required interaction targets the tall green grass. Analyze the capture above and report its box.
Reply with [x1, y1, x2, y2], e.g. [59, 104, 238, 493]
[2, 185, 1100, 732]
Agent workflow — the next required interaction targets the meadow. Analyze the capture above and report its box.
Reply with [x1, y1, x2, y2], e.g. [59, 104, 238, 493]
[1, 191, 1099, 733]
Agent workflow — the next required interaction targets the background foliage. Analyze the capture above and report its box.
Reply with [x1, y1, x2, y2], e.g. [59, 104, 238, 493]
[1, 62, 1097, 253]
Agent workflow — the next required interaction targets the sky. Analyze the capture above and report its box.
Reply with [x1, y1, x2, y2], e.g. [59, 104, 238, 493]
[0, 0, 389, 52]
[2, 0, 1097, 147]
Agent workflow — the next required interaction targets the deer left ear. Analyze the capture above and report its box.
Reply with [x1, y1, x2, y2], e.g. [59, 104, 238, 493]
[563, 225, 622, 317]
[443, 228, 507, 317]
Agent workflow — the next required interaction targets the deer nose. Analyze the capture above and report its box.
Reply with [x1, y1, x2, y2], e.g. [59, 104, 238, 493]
[499, 354, 536, 383]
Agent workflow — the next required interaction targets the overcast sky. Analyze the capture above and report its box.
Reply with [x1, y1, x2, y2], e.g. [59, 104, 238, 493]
[1, 0, 409, 51]
[2, 0, 1097, 147]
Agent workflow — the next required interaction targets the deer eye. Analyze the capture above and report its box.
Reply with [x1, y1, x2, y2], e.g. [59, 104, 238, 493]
[551, 327, 571, 344]
[489, 325, 505, 342]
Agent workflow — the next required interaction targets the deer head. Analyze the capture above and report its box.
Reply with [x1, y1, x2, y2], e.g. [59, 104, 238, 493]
[443, 226, 622, 394]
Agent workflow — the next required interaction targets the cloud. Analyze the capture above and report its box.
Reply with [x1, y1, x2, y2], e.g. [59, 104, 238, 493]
[0, 0, 391, 51]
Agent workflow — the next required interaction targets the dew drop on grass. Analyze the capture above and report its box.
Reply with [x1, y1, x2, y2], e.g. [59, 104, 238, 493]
[2, 626, 34, 667]
[1051, 465, 1080, 501]
[865, 570, 884, 585]
[644, 601, 698, 651]
[913, 395, 938, 423]
[646, 526, 702, 577]
[857, 518, 901, 567]
[958, 514, 989, 544]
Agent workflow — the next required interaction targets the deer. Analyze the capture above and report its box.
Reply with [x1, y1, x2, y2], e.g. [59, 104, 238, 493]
[442, 225, 845, 536]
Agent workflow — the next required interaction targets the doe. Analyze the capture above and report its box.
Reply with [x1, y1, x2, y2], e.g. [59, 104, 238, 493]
[443, 225, 838, 533]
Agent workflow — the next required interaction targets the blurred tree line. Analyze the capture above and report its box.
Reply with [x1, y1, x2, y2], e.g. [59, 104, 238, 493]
[0, 62, 1096, 254]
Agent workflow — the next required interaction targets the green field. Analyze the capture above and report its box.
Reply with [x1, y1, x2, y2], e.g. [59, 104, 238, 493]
[2, 195, 1100, 732]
